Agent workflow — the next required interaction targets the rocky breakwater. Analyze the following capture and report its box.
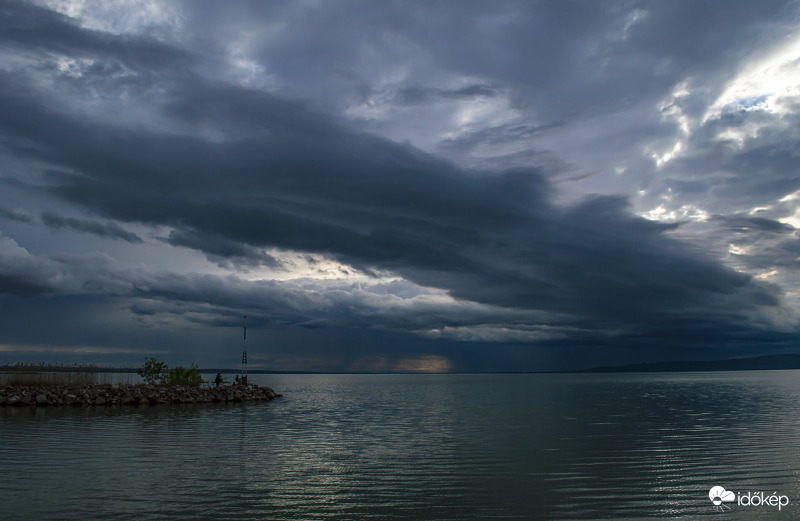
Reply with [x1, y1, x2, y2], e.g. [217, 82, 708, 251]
[0, 384, 282, 407]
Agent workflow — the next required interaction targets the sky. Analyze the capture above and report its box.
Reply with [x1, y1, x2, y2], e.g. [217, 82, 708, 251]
[1, 0, 799, 372]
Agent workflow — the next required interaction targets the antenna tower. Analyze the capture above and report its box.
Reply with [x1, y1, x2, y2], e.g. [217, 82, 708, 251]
[241, 315, 247, 385]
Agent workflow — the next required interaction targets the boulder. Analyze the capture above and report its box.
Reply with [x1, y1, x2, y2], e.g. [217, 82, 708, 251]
[0, 383, 282, 407]
[121, 394, 138, 405]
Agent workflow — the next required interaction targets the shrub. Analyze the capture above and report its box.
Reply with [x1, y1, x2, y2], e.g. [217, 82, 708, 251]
[164, 364, 203, 387]
[137, 357, 203, 387]
[137, 357, 168, 386]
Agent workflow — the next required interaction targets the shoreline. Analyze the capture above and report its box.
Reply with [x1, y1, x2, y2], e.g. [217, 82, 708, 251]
[1, 384, 282, 407]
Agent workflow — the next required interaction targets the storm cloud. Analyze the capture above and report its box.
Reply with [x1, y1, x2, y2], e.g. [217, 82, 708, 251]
[41, 212, 142, 243]
[0, 0, 798, 370]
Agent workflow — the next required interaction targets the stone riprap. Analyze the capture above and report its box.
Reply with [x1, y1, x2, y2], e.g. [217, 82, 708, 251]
[1, 384, 282, 407]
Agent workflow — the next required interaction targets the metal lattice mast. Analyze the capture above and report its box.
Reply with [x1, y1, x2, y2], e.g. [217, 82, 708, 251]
[241, 315, 247, 383]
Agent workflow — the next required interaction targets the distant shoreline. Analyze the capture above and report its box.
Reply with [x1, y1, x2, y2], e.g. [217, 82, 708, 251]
[574, 353, 800, 373]
[3, 353, 800, 375]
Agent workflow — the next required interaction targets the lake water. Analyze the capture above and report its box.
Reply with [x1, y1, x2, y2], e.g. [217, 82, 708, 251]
[2, 371, 800, 520]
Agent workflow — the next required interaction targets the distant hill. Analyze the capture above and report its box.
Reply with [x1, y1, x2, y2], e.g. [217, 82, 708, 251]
[578, 354, 800, 373]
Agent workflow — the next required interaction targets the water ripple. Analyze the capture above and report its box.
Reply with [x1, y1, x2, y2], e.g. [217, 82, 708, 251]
[3, 372, 800, 519]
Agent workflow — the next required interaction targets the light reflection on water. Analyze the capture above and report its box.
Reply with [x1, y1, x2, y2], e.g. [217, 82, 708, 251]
[2, 371, 800, 520]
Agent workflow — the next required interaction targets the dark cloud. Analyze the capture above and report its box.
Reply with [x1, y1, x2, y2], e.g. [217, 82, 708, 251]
[0, 68, 790, 349]
[711, 214, 795, 235]
[0, 206, 35, 224]
[0, 0, 798, 369]
[439, 122, 564, 149]
[41, 212, 143, 243]
[193, 0, 797, 121]
[0, 0, 190, 73]
[651, 106, 800, 217]
[0, 273, 52, 298]
[709, 213, 800, 273]
[167, 229, 283, 270]
[0, 233, 60, 297]
[392, 84, 500, 105]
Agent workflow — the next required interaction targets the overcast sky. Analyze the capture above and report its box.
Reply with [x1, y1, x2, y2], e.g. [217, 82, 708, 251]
[1, 0, 799, 372]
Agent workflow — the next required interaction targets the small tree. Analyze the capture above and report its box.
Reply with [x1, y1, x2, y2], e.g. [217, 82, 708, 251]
[137, 357, 168, 386]
[164, 364, 203, 387]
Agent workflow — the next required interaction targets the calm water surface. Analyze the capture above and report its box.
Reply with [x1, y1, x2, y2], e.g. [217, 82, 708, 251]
[2, 371, 800, 520]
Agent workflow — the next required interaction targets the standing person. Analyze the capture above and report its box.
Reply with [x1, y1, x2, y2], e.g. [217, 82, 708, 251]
[215, 373, 222, 387]
[234, 375, 241, 385]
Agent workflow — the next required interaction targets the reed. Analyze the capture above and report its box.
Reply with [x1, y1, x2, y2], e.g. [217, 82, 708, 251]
[0, 371, 122, 387]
